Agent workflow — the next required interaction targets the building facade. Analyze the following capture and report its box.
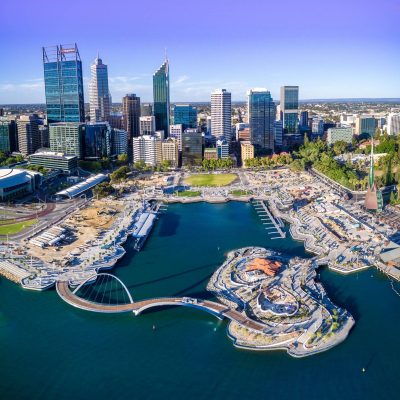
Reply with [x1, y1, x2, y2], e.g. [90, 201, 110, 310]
[49, 122, 85, 158]
[355, 116, 376, 136]
[82, 123, 111, 160]
[216, 140, 229, 159]
[153, 59, 170, 136]
[0, 120, 17, 153]
[280, 86, 299, 144]
[169, 124, 183, 152]
[247, 89, 276, 150]
[17, 115, 40, 155]
[211, 89, 231, 142]
[42, 44, 85, 123]
[122, 94, 141, 139]
[89, 56, 111, 123]
[182, 129, 203, 166]
[139, 116, 156, 136]
[132, 135, 162, 167]
[29, 151, 78, 174]
[327, 126, 353, 144]
[162, 138, 179, 167]
[241, 141, 255, 166]
[111, 129, 128, 156]
[173, 104, 197, 130]
[387, 113, 400, 136]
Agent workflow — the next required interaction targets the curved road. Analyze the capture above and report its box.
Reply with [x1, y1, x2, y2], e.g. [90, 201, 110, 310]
[56, 281, 266, 332]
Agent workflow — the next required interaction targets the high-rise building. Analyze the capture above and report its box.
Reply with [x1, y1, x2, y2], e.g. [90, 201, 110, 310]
[300, 111, 309, 128]
[173, 104, 197, 130]
[111, 129, 128, 156]
[139, 116, 156, 136]
[280, 86, 299, 138]
[206, 116, 212, 135]
[169, 124, 183, 151]
[0, 119, 18, 153]
[17, 115, 40, 155]
[211, 89, 231, 142]
[216, 139, 229, 159]
[122, 94, 141, 138]
[108, 112, 124, 130]
[387, 113, 400, 136]
[42, 44, 85, 123]
[247, 89, 276, 150]
[89, 55, 111, 123]
[273, 120, 283, 147]
[153, 59, 170, 136]
[355, 115, 376, 136]
[182, 129, 203, 166]
[49, 122, 85, 158]
[38, 125, 50, 148]
[132, 135, 162, 167]
[162, 138, 179, 167]
[82, 123, 111, 160]
[241, 141, 255, 166]
[140, 103, 153, 117]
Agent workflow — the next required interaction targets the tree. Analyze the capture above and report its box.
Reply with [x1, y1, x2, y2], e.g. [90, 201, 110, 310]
[93, 182, 114, 198]
[110, 166, 130, 182]
[116, 154, 128, 166]
[332, 140, 348, 156]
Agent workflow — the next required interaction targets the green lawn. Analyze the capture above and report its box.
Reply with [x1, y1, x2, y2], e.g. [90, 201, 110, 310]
[175, 190, 201, 197]
[229, 189, 253, 196]
[0, 219, 37, 236]
[184, 173, 237, 187]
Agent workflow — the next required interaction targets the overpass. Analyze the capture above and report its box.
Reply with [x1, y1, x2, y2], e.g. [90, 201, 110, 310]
[56, 275, 266, 332]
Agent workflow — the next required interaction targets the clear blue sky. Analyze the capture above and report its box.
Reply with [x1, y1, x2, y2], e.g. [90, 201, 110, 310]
[1, 0, 399, 103]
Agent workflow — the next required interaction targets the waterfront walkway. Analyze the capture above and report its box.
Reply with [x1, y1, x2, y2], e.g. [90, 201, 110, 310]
[56, 280, 266, 331]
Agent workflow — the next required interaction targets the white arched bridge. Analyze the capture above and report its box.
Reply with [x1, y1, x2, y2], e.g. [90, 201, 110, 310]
[56, 273, 265, 332]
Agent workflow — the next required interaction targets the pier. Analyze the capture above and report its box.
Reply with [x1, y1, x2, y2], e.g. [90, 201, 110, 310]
[252, 199, 286, 239]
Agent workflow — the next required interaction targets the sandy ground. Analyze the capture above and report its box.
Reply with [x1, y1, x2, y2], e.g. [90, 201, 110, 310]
[26, 198, 125, 264]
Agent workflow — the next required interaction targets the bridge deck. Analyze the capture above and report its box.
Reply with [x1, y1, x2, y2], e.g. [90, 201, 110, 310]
[56, 281, 266, 332]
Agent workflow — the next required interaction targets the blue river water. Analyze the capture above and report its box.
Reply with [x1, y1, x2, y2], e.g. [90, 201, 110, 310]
[0, 202, 399, 399]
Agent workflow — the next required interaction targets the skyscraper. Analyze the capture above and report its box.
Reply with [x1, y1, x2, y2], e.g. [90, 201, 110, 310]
[89, 55, 111, 123]
[388, 113, 400, 136]
[17, 115, 40, 155]
[49, 122, 85, 158]
[83, 123, 111, 160]
[139, 116, 156, 136]
[247, 89, 276, 150]
[173, 104, 197, 130]
[0, 119, 17, 152]
[280, 86, 299, 140]
[122, 94, 141, 139]
[153, 59, 170, 136]
[211, 89, 231, 142]
[42, 44, 85, 123]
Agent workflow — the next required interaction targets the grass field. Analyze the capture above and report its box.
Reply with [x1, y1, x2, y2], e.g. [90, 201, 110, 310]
[0, 219, 37, 236]
[184, 173, 237, 187]
[175, 190, 201, 197]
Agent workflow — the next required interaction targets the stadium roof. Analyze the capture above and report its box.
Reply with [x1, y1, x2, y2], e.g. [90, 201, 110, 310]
[0, 168, 39, 190]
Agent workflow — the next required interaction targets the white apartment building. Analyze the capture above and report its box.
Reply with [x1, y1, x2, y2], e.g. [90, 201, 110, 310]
[211, 89, 232, 142]
[162, 138, 179, 167]
[387, 113, 400, 135]
[132, 135, 162, 166]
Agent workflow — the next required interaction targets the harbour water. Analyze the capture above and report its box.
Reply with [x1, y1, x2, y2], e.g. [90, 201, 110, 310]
[0, 202, 399, 399]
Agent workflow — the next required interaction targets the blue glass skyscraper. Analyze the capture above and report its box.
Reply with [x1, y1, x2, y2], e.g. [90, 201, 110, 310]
[43, 44, 85, 123]
[247, 89, 276, 150]
[173, 104, 197, 130]
[153, 59, 170, 136]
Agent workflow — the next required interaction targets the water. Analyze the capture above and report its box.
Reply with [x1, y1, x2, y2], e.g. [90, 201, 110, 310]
[0, 202, 399, 400]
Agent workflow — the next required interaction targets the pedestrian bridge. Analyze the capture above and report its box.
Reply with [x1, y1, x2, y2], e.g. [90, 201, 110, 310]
[56, 273, 265, 332]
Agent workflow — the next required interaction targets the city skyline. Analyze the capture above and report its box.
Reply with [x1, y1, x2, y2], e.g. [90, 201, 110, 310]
[1, 0, 399, 104]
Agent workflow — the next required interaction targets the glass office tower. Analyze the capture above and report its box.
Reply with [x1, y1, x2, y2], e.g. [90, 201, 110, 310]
[83, 123, 111, 160]
[280, 86, 299, 135]
[173, 104, 197, 130]
[153, 59, 170, 136]
[247, 89, 276, 150]
[43, 44, 85, 123]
